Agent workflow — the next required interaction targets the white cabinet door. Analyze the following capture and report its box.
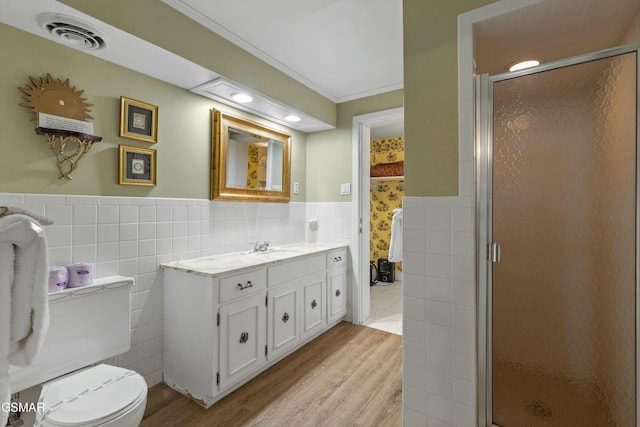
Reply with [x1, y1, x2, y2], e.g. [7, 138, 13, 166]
[267, 282, 300, 360]
[302, 271, 326, 339]
[328, 268, 347, 323]
[218, 292, 266, 390]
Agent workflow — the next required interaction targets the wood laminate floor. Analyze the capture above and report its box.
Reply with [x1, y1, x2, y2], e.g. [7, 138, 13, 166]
[142, 322, 402, 427]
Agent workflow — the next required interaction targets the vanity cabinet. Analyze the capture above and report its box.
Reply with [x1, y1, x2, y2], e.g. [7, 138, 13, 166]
[327, 248, 348, 324]
[267, 254, 326, 357]
[162, 244, 349, 408]
[301, 271, 327, 339]
[218, 268, 267, 389]
[219, 291, 266, 390]
[267, 282, 300, 360]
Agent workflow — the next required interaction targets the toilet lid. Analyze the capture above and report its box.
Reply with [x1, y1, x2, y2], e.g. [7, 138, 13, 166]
[39, 364, 146, 426]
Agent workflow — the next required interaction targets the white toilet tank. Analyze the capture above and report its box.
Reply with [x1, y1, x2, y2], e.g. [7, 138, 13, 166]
[9, 276, 134, 392]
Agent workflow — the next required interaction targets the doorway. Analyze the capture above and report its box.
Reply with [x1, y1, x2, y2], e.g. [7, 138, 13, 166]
[351, 107, 404, 328]
[477, 45, 639, 426]
[366, 125, 404, 334]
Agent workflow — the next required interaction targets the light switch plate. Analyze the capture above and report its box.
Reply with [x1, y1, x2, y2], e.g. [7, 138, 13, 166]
[340, 183, 351, 195]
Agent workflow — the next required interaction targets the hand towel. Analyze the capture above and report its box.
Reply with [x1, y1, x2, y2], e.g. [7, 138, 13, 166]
[0, 215, 49, 426]
[0, 206, 53, 226]
[388, 208, 403, 262]
[0, 240, 14, 426]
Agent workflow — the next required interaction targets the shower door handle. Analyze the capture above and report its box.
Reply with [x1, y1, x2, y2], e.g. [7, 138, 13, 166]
[489, 242, 501, 263]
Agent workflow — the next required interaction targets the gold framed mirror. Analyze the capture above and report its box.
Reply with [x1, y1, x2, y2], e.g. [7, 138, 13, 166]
[211, 109, 291, 202]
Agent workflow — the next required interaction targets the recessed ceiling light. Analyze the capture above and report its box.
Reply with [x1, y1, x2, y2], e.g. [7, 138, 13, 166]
[231, 93, 253, 103]
[284, 115, 301, 122]
[190, 77, 335, 132]
[507, 59, 541, 72]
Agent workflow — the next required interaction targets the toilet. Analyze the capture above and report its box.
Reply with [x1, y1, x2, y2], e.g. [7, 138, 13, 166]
[35, 364, 147, 426]
[9, 276, 147, 427]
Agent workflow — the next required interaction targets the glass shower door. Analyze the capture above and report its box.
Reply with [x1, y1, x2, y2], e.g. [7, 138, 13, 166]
[490, 51, 638, 426]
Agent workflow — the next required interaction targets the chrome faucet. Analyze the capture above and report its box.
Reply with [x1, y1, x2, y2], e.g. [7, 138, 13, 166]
[253, 241, 270, 252]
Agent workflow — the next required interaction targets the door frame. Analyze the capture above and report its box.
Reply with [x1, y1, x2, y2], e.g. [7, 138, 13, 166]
[476, 43, 640, 427]
[351, 107, 404, 325]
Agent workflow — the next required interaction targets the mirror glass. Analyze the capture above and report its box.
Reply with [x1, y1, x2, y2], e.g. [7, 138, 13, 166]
[211, 109, 291, 202]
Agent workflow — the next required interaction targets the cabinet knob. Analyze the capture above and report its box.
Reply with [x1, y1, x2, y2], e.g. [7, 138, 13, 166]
[282, 312, 290, 323]
[237, 281, 253, 290]
[239, 332, 249, 343]
[336, 289, 341, 297]
[311, 299, 317, 309]
[334, 256, 342, 262]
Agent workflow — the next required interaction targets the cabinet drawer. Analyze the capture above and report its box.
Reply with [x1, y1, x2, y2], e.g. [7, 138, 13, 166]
[268, 254, 325, 287]
[327, 248, 347, 270]
[220, 269, 266, 303]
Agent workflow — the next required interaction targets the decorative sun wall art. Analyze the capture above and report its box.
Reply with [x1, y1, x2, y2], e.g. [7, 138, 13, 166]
[19, 73, 94, 121]
[18, 73, 100, 180]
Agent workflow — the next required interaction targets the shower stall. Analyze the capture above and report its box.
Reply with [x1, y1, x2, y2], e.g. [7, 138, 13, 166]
[477, 44, 640, 426]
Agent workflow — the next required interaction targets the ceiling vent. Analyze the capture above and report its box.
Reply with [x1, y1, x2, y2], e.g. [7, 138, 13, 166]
[38, 13, 107, 50]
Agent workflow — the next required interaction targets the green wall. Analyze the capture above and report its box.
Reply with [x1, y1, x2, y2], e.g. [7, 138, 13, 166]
[306, 90, 404, 202]
[403, 0, 497, 196]
[0, 23, 306, 201]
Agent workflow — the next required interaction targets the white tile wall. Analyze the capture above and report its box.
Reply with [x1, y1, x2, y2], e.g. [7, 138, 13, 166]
[402, 196, 476, 427]
[0, 193, 352, 389]
[305, 201, 353, 243]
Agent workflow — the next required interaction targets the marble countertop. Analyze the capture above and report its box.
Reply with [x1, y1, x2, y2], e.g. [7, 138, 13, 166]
[160, 242, 348, 277]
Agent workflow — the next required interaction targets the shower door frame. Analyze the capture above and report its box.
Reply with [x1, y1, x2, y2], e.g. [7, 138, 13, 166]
[476, 43, 640, 427]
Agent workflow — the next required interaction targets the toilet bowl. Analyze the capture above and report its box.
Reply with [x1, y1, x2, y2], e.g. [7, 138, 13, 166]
[35, 364, 147, 427]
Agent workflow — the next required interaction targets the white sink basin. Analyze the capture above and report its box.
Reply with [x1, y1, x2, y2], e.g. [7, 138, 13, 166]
[250, 248, 299, 255]
[176, 254, 250, 270]
[246, 248, 301, 260]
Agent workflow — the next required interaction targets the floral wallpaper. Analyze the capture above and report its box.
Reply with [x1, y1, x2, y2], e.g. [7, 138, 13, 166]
[371, 136, 404, 165]
[370, 136, 404, 273]
[246, 144, 267, 189]
[247, 144, 259, 188]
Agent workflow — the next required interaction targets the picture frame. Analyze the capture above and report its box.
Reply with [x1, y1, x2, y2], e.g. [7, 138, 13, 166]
[118, 144, 156, 186]
[119, 96, 158, 143]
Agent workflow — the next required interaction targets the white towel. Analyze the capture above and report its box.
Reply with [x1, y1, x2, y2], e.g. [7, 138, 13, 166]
[0, 206, 53, 226]
[388, 208, 403, 262]
[0, 215, 49, 425]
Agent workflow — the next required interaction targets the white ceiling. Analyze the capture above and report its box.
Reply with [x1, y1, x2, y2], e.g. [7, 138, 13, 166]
[475, 0, 640, 75]
[370, 121, 404, 139]
[161, 0, 404, 103]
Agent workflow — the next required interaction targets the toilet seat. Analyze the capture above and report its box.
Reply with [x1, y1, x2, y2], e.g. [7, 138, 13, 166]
[36, 364, 147, 426]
